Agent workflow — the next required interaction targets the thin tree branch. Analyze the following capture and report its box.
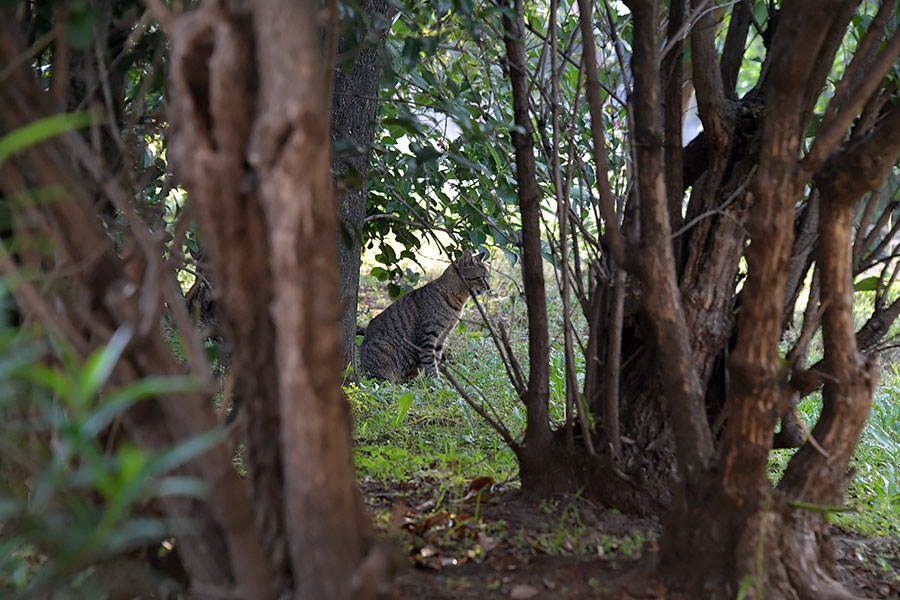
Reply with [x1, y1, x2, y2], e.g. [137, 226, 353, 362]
[799, 5, 900, 180]
[576, 0, 629, 268]
[441, 365, 519, 452]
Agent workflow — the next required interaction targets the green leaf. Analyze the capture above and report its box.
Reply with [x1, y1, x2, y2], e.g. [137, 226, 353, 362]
[394, 391, 414, 426]
[413, 145, 442, 166]
[382, 116, 423, 136]
[853, 276, 880, 292]
[117, 445, 150, 488]
[18, 363, 73, 402]
[67, 5, 98, 49]
[806, 113, 822, 139]
[387, 282, 404, 299]
[83, 375, 201, 437]
[370, 266, 390, 281]
[143, 426, 227, 478]
[0, 110, 100, 164]
[76, 325, 134, 409]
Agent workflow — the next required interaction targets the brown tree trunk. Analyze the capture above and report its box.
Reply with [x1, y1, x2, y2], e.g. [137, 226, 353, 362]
[334, 0, 393, 376]
[169, 1, 372, 597]
[501, 0, 554, 492]
[251, 1, 367, 596]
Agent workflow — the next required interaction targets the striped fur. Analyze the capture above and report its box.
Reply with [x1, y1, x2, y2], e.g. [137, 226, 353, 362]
[360, 250, 489, 381]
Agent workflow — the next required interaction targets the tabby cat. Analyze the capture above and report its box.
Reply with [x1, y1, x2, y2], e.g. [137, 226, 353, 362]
[360, 250, 490, 381]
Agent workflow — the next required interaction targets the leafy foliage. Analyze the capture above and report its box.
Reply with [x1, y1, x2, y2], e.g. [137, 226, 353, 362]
[366, 0, 522, 296]
[0, 312, 216, 596]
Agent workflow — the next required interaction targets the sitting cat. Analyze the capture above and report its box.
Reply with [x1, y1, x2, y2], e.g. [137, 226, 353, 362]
[360, 250, 490, 381]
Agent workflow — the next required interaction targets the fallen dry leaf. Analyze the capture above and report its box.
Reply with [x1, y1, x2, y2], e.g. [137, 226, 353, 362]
[467, 476, 495, 493]
[509, 583, 539, 599]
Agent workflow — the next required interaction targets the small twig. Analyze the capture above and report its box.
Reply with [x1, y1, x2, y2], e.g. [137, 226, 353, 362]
[441, 365, 519, 452]
[791, 404, 830, 458]
[782, 296, 828, 375]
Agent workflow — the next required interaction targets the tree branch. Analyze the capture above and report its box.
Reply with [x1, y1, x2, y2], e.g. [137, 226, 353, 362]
[576, 0, 629, 268]
[799, 3, 900, 181]
[719, 0, 751, 99]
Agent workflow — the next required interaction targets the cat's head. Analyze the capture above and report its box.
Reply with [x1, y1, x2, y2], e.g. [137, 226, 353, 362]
[454, 250, 490, 296]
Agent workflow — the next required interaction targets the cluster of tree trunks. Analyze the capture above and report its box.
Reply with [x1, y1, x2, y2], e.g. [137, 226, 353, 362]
[498, 0, 900, 597]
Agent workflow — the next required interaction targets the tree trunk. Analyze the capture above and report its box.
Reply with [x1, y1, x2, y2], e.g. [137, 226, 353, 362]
[333, 0, 393, 376]
[169, 1, 372, 597]
[501, 0, 554, 491]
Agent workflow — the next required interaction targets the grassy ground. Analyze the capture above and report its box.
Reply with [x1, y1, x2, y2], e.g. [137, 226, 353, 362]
[351, 250, 900, 597]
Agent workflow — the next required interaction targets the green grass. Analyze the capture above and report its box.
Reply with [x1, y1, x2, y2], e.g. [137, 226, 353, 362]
[351, 251, 531, 493]
[840, 370, 900, 537]
[348, 335, 522, 490]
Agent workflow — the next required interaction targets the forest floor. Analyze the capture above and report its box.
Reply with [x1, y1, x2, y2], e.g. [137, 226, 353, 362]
[360, 476, 900, 599]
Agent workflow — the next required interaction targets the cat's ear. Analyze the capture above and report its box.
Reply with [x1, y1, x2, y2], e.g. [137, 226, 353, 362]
[460, 249, 473, 261]
[474, 251, 486, 262]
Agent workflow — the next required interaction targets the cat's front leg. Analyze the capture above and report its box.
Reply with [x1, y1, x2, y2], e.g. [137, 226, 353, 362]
[419, 342, 440, 378]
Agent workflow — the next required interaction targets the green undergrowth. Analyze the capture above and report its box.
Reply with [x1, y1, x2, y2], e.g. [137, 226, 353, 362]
[347, 336, 521, 491]
[768, 290, 900, 538]
[350, 252, 537, 493]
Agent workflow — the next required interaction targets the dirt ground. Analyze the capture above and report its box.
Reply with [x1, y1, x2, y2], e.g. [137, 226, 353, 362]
[361, 478, 900, 599]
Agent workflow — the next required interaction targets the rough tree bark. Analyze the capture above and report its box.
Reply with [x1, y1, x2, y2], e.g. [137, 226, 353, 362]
[168, 0, 374, 597]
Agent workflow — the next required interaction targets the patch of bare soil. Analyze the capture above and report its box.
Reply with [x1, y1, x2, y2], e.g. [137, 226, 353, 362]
[361, 478, 900, 599]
